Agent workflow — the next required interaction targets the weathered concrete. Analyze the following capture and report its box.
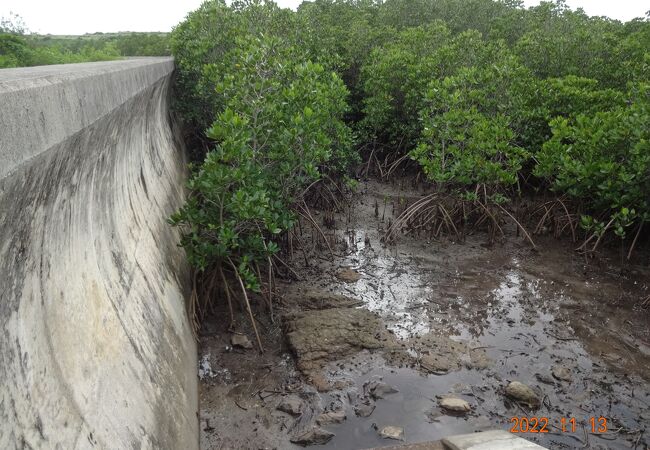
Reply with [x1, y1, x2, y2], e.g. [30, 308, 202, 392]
[367, 431, 546, 450]
[0, 59, 198, 449]
[442, 430, 546, 450]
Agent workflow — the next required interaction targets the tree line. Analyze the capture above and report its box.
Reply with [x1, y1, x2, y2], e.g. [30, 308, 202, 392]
[0, 13, 170, 68]
[169, 0, 649, 328]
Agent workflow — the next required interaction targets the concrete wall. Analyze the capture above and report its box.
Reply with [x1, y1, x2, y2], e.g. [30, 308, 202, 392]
[0, 59, 198, 450]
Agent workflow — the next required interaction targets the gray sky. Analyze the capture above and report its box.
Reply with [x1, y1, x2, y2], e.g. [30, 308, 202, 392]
[1, 0, 646, 35]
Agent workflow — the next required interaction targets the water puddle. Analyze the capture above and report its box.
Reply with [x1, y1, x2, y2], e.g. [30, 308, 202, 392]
[287, 180, 650, 449]
[199, 179, 649, 449]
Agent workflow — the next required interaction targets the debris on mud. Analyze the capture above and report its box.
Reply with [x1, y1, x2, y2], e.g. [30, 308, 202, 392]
[316, 409, 346, 425]
[198, 354, 216, 380]
[336, 268, 361, 282]
[505, 381, 541, 408]
[277, 395, 305, 415]
[231, 333, 253, 349]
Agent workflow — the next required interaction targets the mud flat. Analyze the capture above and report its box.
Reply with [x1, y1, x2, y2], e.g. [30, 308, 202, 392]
[198, 179, 649, 450]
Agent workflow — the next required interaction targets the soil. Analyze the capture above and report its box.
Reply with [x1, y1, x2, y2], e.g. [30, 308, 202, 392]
[198, 179, 650, 450]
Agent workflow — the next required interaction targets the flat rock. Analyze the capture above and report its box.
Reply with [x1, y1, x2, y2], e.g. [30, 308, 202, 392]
[285, 308, 384, 373]
[316, 409, 346, 425]
[337, 268, 361, 283]
[438, 397, 471, 414]
[277, 395, 304, 415]
[231, 333, 253, 349]
[505, 381, 540, 407]
[290, 427, 335, 446]
[354, 402, 376, 417]
[535, 373, 556, 385]
[379, 426, 404, 440]
[552, 365, 572, 382]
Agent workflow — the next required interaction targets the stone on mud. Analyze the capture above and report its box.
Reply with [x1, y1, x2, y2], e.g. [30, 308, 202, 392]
[290, 427, 335, 446]
[277, 395, 305, 415]
[552, 365, 572, 382]
[354, 402, 376, 417]
[231, 333, 253, 349]
[420, 353, 456, 374]
[367, 380, 398, 399]
[316, 409, 346, 425]
[379, 426, 404, 440]
[505, 381, 541, 407]
[438, 397, 472, 414]
[535, 373, 556, 385]
[337, 268, 361, 283]
[285, 308, 384, 373]
[309, 373, 331, 392]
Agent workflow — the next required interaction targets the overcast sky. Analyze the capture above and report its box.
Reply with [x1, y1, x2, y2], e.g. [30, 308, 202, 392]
[1, 0, 646, 35]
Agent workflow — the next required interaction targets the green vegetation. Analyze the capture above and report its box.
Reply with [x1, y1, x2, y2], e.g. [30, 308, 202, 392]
[170, 1, 357, 336]
[170, 0, 649, 330]
[0, 13, 170, 68]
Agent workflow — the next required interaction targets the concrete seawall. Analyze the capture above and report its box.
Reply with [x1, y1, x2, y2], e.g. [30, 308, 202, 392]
[0, 59, 198, 449]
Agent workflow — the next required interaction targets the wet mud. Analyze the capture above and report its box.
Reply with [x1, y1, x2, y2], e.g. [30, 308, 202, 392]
[199, 179, 650, 450]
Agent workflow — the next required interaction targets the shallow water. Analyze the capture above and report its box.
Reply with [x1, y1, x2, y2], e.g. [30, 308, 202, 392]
[295, 180, 650, 449]
[199, 179, 650, 449]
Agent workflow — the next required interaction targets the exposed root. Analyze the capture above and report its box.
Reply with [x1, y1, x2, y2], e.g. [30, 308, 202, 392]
[383, 185, 539, 249]
[229, 258, 264, 353]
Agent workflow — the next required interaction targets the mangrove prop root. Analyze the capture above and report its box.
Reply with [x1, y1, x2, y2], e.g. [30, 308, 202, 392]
[229, 258, 264, 353]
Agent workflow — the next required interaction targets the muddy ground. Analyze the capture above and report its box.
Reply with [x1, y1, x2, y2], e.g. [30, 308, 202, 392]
[198, 179, 650, 450]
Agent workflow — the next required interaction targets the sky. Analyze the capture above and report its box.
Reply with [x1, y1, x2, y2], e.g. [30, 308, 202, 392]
[0, 0, 646, 35]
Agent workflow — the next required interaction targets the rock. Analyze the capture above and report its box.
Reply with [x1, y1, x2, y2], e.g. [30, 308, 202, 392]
[337, 268, 361, 283]
[231, 334, 253, 349]
[354, 402, 376, 417]
[420, 354, 455, 374]
[552, 365, 572, 382]
[290, 427, 335, 446]
[505, 382, 540, 407]
[277, 395, 304, 415]
[379, 426, 404, 440]
[316, 409, 346, 425]
[535, 373, 556, 385]
[285, 308, 384, 373]
[468, 348, 492, 369]
[347, 389, 359, 403]
[438, 397, 472, 414]
[367, 381, 398, 399]
[309, 373, 331, 392]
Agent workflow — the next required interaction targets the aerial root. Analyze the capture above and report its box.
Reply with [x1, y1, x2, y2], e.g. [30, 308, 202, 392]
[383, 187, 537, 248]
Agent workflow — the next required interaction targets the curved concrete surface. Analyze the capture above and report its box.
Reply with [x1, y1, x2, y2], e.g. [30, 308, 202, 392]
[0, 59, 198, 449]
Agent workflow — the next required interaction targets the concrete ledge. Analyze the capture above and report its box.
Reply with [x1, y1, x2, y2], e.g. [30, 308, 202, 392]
[443, 430, 546, 450]
[366, 430, 546, 450]
[0, 57, 174, 180]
